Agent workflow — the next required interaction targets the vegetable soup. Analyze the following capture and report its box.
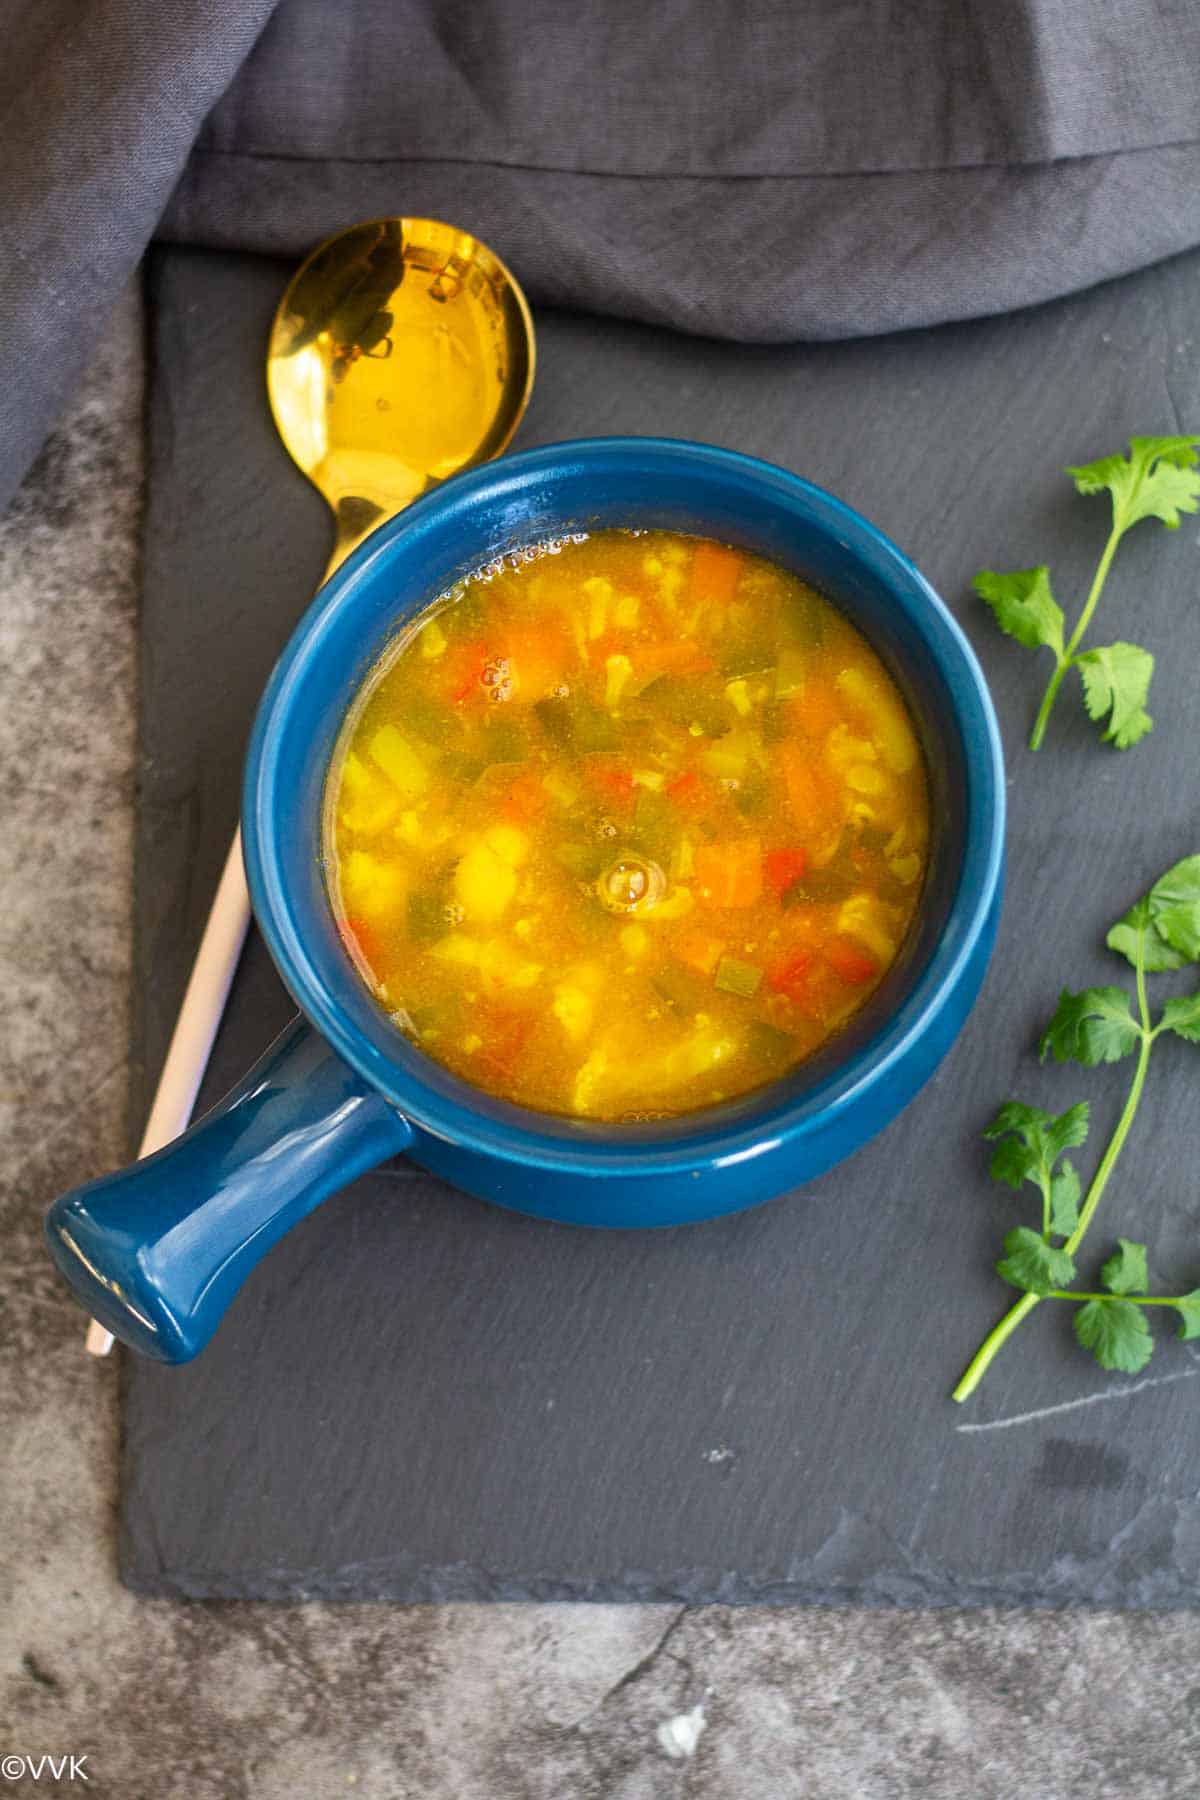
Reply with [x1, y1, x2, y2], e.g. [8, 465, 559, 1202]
[326, 530, 930, 1120]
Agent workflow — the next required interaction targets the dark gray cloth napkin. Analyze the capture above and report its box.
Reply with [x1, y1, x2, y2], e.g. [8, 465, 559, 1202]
[5, 0, 1200, 514]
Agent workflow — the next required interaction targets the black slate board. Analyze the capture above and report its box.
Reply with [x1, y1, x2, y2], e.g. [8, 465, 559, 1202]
[121, 244, 1200, 1604]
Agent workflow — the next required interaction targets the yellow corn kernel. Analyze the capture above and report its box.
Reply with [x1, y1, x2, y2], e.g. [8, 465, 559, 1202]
[479, 941, 542, 989]
[419, 617, 448, 659]
[553, 982, 594, 1042]
[455, 842, 517, 922]
[340, 849, 405, 920]
[369, 724, 428, 799]
[725, 678, 752, 717]
[846, 763, 887, 795]
[583, 575, 612, 638]
[649, 885, 695, 920]
[888, 852, 922, 886]
[430, 933, 481, 967]
[837, 892, 895, 964]
[824, 723, 877, 777]
[482, 823, 530, 866]
[836, 666, 919, 773]
[542, 770, 579, 807]
[462, 1033, 482, 1053]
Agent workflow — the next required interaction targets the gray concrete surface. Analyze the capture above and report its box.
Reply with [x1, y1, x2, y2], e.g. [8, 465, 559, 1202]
[2, 289, 1200, 1799]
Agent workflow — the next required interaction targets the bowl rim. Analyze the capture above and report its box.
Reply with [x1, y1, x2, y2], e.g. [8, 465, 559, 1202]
[243, 435, 1005, 1174]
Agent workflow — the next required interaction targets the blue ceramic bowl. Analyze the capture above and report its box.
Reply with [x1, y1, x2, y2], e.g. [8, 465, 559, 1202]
[45, 439, 1004, 1362]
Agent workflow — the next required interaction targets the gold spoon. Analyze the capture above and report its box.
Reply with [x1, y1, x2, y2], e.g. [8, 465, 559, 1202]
[86, 218, 535, 1353]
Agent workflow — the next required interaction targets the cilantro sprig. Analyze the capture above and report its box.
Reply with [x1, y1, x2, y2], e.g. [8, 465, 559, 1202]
[952, 856, 1200, 1401]
[974, 436, 1200, 752]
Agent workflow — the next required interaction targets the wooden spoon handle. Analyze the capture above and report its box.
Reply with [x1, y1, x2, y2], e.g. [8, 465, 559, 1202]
[86, 831, 250, 1355]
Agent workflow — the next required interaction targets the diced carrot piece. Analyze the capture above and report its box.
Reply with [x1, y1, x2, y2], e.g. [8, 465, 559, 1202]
[782, 743, 837, 832]
[764, 847, 809, 899]
[501, 770, 548, 823]
[826, 939, 879, 985]
[667, 770, 703, 806]
[694, 838, 762, 908]
[583, 758, 637, 807]
[442, 639, 490, 704]
[629, 641, 717, 683]
[503, 624, 571, 700]
[794, 681, 842, 740]
[673, 929, 726, 976]
[690, 541, 744, 607]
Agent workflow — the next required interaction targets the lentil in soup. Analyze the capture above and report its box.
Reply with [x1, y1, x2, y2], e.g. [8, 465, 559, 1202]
[326, 530, 930, 1120]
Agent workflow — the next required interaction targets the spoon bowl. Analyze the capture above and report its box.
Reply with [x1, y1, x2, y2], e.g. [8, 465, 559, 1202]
[267, 216, 535, 573]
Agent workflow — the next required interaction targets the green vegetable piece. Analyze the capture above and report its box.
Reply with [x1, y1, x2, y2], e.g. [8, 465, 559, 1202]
[734, 775, 769, 816]
[714, 955, 763, 998]
[780, 866, 855, 906]
[1039, 986, 1141, 1067]
[1100, 1237, 1149, 1296]
[630, 788, 676, 861]
[479, 718, 530, 765]
[534, 695, 572, 746]
[407, 890, 446, 942]
[995, 1227, 1076, 1296]
[401, 694, 461, 748]
[638, 674, 731, 739]
[652, 964, 710, 1015]
[719, 618, 777, 678]
[1107, 857, 1200, 971]
[973, 567, 1065, 657]
[778, 583, 827, 645]
[555, 842, 605, 879]
[1075, 643, 1154, 748]
[746, 1019, 800, 1065]
[439, 750, 485, 787]
[761, 700, 788, 744]
[1074, 1298, 1154, 1373]
[774, 645, 808, 700]
[1172, 1292, 1200, 1340]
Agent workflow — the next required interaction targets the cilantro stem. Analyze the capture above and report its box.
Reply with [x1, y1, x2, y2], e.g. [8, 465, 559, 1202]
[1028, 522, 1122, 751]
[1045, 1290, 1180, 1305]
[952, 925, 1152, 1402]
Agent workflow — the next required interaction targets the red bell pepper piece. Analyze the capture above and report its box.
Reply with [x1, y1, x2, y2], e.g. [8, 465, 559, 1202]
[763, 847, 809, 899]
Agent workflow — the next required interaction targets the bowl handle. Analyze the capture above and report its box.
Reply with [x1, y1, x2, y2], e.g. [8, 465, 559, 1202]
[44, 1017, 414, 1364]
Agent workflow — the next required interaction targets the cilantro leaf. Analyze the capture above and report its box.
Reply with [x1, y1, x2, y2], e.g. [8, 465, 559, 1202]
[1107, 857, 1200, 971]
[1159, 993, 1200, 1044]
[1172, 1292, 1200, 1341]
[1048, 1163, 1081, 1236]
[1074, 1298, 1154, 1372]
[996, 1227, 1076, 1296]
[1068, 436, 1200, 532]
[983, 1100, 1089, 1183]
[1100, 1237, 1149, 1296]
[973, 567, 1064, 656]
[1039, 987, 1141, 1066]
[1075, 643, 1154, 749]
